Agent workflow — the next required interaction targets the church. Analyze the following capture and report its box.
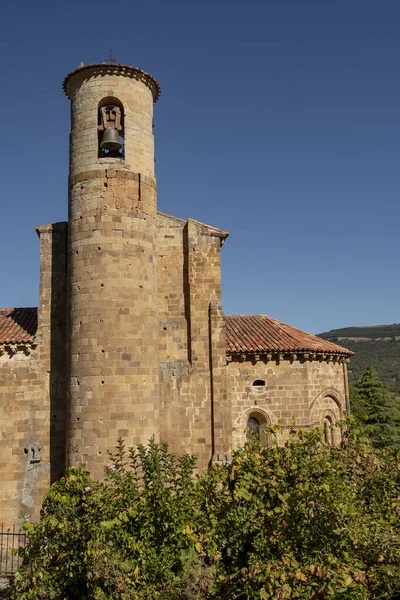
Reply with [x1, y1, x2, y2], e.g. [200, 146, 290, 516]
[0, 61, 352, 524]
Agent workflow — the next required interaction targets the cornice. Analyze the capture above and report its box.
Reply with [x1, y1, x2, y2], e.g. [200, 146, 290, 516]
[63, 63, 161, 103]
[226, 351, 350, 365]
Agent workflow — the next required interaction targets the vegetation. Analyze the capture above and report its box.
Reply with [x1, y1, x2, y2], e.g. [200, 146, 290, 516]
[320, 324, 400, 340]
[11, 430, 400, 600]
[318, 324, 400, 395]
[350, 365, 400, 451]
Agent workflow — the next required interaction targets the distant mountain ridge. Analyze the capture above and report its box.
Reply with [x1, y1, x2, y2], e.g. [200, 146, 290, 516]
[320, 323, 400, 340]
[318, 324, 400, 396]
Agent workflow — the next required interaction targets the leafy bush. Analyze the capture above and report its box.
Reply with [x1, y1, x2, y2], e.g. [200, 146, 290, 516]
[198, 429, 400, 599]
[11, 440, 207, 600]
[11, 429, 400, 599]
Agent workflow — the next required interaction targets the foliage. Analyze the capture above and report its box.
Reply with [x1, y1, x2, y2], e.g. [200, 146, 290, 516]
[350, 365, 400, 450]
[317, 325, 400, 396]
[337, 339, 400, 395]
[198, 429, 400, 599]
[319, 324, 400, 340]
[11, 431, 400, 600]
[11, 439, 207, 600]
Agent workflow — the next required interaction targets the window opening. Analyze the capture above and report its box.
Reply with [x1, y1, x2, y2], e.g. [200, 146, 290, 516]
[98, 98, 124, 158]
[247, 416, 260, 440]
[323, 416, 334, 446]
[253, 380, 265, 387]
[246, 411, 272, 446]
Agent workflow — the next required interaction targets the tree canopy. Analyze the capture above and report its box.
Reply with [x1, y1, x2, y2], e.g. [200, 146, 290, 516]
[317, 325, 400, 396]
[350, 365, 400, 450]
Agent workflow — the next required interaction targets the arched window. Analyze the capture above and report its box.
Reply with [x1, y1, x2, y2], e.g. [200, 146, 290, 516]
[246, 412, 271, 446]
[97, 97, 125, 158]
[323, 415, 334, 446]
[247, 416, 260, 440]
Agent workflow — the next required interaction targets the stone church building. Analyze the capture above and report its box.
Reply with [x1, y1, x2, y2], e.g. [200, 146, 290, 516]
[0, 62, 352, 524]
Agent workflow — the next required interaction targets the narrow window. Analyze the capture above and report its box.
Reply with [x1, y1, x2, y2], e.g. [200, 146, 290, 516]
[98, 97, 125, 158]
[323, 416, 334, 446]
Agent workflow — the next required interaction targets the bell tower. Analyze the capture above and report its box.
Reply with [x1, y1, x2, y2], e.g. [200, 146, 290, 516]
[63, 62, 161, 479]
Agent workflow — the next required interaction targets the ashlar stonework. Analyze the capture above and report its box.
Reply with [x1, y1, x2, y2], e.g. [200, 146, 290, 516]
[0, 62, 353, 524]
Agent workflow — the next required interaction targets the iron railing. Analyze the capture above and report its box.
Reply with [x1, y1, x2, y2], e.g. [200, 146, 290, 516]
[0, 524, 26, 576]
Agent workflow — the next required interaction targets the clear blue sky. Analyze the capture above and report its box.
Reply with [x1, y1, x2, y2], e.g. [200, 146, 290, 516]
[1, 0, 399, 334]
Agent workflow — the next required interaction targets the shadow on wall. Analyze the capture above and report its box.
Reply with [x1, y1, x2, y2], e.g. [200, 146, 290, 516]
[182, 224, 191, 364]
[49, 223, 68, 485]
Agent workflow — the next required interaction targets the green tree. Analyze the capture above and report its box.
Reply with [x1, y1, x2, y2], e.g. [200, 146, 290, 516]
[350, 365, 400, 449]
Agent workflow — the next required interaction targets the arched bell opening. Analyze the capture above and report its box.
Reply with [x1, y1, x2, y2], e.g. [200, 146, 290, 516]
[97, 97, 125, 159]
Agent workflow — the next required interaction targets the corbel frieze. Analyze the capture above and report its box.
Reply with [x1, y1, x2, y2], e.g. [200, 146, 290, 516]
[0, 343, 36, 358]
[227, 351, 351, 365]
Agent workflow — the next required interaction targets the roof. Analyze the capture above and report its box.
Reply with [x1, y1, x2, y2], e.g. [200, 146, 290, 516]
[63, 63, 161, 102]
[225, 315, 353, 356]
[0, 308, 37, 344]
[0, 308, 352, 357]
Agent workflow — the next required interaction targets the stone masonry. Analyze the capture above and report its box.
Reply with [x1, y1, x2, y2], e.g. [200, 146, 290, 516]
[0, 62, 353, 524]
[66, 66, 160, 480]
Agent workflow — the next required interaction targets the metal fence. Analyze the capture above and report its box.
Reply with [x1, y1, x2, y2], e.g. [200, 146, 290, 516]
[0, 525, 26, 576]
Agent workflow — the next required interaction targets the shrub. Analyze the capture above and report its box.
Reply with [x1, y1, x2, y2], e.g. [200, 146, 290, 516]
[198, 428, 400, 599]
[11, 428, 400, 599]
[11, 440, 208, 599]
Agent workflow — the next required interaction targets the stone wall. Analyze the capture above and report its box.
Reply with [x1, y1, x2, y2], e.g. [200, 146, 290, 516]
[158, 217, 231, 469]
[0, 223, 67, 525]
[157, 212, 188, 363]
[0, 346, 47, 525]
[228, 357, 348, 448]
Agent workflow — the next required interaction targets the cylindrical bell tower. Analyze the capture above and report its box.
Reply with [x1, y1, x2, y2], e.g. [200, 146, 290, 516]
[63, 63, 161, 479]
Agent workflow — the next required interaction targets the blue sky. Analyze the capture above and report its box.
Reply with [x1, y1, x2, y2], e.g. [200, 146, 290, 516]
[1, 0, 399, 334]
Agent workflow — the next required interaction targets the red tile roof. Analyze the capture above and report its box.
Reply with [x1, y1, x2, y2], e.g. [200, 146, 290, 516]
[225, 315, 353, 356]
[0, 308, 352, 357]
[0, 308, 37, 344]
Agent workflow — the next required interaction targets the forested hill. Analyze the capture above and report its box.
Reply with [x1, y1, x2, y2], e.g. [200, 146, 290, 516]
[317, 324, 400, 396]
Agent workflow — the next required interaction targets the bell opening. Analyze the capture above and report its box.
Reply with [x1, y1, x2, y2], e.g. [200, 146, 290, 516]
[97, 98, 125, 159]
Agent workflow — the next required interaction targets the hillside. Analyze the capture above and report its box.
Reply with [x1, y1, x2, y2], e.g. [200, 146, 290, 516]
[318, 324, 400, 396]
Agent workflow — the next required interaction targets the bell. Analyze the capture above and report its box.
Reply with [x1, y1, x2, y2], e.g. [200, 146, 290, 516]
[100, 128, 122, 152]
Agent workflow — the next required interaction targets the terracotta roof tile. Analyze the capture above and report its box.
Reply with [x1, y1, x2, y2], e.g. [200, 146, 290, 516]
[0, 308, 37, 344]
[225, 315, 353, 356]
